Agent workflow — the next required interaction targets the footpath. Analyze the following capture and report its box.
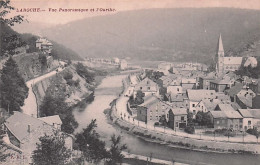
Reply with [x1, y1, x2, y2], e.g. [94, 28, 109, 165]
[112, 76, 260, 154]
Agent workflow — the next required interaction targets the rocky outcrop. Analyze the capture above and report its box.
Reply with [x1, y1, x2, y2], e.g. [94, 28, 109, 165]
[13, 53, 59, 81]
[32, 65, 94, 110]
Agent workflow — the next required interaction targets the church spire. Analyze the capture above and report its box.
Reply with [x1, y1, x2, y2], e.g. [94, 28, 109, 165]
[217, 33, 224, 53]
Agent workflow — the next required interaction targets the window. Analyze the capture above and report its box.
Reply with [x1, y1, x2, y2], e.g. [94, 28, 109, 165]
[148, 87, 151, 90]
[177, 88, 179, 92]
[193, 110, 196, 114]
[248, 121, 251, 125]
[192, 104, 195, 107]
[216, 120, 220, 124]
[140, 87, 142, 90]
[239, 119, 243, 123]
[181, 117, 184, 121]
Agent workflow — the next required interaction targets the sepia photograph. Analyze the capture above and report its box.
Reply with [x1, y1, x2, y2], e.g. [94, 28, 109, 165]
[0, 0, 260, 164]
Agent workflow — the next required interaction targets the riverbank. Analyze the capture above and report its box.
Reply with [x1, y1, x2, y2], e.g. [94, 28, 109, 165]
[109, 99, 260, 155]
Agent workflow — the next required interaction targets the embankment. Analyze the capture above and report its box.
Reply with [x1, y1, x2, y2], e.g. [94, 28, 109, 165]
[109, 104, 260, 154]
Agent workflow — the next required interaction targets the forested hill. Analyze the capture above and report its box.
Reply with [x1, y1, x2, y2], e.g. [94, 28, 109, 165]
[40, 8, 260, 64]
[0, 22, 83, 61]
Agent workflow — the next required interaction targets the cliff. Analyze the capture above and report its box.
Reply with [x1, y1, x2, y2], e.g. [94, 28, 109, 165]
[32, 64, 94, 110]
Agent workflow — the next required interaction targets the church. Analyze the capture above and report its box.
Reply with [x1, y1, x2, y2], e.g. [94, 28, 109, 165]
[215, 34, 257, 75]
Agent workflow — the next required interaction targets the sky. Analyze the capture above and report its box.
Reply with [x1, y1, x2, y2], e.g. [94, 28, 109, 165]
[8, 0, 260, 25]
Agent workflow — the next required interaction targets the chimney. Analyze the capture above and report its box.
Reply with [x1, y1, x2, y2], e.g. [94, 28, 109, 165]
[27, 124, 31, 133]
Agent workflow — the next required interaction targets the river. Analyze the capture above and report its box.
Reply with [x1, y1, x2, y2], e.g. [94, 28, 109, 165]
[73, 75, 260, 165]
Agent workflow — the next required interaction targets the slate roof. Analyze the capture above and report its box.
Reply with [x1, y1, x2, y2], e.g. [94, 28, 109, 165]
[210, 111, 227, 118]
[187, 89, 216, 102]
[238, 109, 254, 118]
[217, 34, 224, 53]
[4, 112, 56, 142]
[200, 99, 221, 111]
[217, 104, 235, 111]
[140, 95, 159, 107]
[223, 57, 243, 65]
[236, 89, 255, 108]
[170, 108, 187, 115]
[226, 83, 243, 97]
[134, 77, 158, 92]
[224, 110, 242, 119]
[38, 115, 62, 126]
[248, 109, 260, 119]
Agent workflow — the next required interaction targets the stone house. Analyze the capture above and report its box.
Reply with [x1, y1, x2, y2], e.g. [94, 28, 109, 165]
[168, 108, 187, 130]
[187, 89, 216, 116]
[3, 112, 73, 164]
[133, 77, 159, 99]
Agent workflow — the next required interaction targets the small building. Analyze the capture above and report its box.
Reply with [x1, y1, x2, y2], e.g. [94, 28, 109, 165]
[120, 59, 127, 70]
[237, 109, 254, 130]
[168, 108, 187, 130]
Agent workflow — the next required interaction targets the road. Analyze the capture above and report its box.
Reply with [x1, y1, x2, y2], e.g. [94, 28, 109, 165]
[21, 67, 63, 117]
[115, 77, 260, 144]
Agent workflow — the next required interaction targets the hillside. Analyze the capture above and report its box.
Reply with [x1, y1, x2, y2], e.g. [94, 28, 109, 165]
[0, 22, 83, 61]
[40, 8, 260, 64]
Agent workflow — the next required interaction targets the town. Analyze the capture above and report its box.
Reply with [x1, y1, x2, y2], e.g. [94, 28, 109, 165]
[113, 34, 260, 145]
[1, 1, 260, 165]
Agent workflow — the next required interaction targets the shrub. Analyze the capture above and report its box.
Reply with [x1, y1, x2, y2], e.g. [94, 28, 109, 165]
[184, 125, 195, 134]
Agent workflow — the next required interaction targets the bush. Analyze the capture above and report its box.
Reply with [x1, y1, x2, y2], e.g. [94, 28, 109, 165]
[184, 125, 195, 134]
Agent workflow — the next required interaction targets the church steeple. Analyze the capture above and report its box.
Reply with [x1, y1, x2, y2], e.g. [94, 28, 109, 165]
[216, 33, 224, 75]
[217, 33, 224, 53]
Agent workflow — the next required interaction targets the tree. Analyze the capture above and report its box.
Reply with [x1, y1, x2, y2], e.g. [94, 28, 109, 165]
[40, 94, 78, 134]
[32, 132, 72, 165]
[135, 90, 144, 105]
[1, 0, 24, 55]
[0, 0, 24, 26]
[106, 134, 127, 165]
[0, 127, 9, 162]
[75, 119, 108, 163]
[38, 53, 47, 72]
[0, 57, 28, 113]
[75, 63, 94, 83]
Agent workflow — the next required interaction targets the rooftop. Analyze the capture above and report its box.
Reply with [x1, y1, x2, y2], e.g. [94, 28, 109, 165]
[187, 89, 216, 102]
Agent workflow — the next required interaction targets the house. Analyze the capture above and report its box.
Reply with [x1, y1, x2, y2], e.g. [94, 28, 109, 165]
[196, 98, 221, 113]
[137, 95, 171, 125]
[235, 89, 255, 109]
[133, 77, 159, 99]
[168, 108, 187, 130]
[120, 59, 127, 70]
[3, 112, 73, 163]
[198, 72, 216, 90]
[247, 109, 260, 129]
[136, 95, 158, 122]
[36, 38, 53, 54]
[210, 76, 235, 92]
[237, 109, 254, 130]
[208, 111, 228, 130]
[157, 75, 174, 87]
[187, 89, 216, 115]
[164, 93, 188, 109]
[244, 57, 257, 68]
[166, 79, 182, 94]
[181, 78, 197, 92]
[225, 82, 243, 102]
[208, 110, 243, 130]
